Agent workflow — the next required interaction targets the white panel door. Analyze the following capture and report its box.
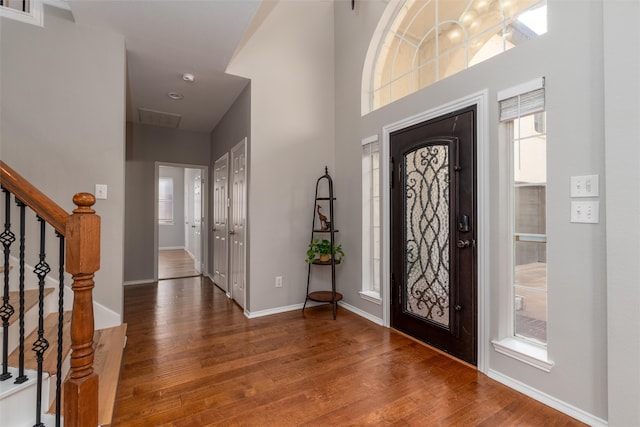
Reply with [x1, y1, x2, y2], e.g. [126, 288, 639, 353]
[213, 154, 229, 293]
[230, 139, 247, 309]
[193, 172, 202, 273]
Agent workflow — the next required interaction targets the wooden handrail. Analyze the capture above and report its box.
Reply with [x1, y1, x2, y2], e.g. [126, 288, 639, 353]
[0, 161, 68, 235]
[0, 161, 100, 426]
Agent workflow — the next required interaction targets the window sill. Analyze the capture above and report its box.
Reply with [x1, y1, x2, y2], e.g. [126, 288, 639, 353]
[359, 290, 381, 304]
[491, 337, 554, 372]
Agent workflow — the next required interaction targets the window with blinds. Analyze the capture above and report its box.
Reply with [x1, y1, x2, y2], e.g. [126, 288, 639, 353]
[499, 78, 548, 345]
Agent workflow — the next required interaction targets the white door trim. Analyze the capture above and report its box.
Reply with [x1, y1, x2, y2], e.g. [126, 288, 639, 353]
[154, 161, 209, 282]
[229, 138, 248, 311]
[380, 90, 489, 373]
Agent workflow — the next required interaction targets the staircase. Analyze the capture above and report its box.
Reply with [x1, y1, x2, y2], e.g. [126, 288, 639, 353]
[0, 161, 127, 426]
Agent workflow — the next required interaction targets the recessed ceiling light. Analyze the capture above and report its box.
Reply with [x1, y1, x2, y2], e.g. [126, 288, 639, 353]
[182, 73, 195, 82]
[167, 91, 184, 100]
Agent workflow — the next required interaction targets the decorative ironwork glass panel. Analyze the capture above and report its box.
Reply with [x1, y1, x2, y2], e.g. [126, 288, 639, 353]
[404, 144, 450, 327]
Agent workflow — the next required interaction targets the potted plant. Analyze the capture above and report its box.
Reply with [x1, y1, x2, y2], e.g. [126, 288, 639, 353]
[306, 239, 344, 264]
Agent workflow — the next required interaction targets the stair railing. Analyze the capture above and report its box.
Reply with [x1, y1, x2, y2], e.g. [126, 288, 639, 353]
[0, 161, 99, 427]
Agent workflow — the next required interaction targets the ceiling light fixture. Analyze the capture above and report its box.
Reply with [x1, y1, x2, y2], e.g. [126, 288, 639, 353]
[182, 73, 195, 82]
[167, 91, 184, 100]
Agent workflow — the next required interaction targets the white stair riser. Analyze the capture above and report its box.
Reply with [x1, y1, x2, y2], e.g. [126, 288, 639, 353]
[0, 367, 52, 427]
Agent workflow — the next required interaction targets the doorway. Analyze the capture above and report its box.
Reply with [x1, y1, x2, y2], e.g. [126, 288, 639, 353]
[390, 106, 477, 365]
[155, 163, 208, 281]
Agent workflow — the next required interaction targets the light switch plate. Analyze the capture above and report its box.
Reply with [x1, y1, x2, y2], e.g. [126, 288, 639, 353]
[571, 201, 599, 223]
[95, 184, 108, 200]
[571, 175, 599, 197]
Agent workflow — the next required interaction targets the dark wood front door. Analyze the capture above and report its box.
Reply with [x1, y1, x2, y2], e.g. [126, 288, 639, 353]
[390, 106, 477, 365]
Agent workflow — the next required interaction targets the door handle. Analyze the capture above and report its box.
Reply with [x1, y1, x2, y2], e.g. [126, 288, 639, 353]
[229, 230, 236, 235]
[456, 239, 470, 248]
[192, 225, 196, 228]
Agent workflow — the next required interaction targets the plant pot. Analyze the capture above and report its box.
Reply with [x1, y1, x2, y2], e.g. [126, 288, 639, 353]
[319, 254, 331, 262]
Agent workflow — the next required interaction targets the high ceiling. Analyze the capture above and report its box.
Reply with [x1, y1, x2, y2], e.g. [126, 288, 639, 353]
[68, 0, 261, 133]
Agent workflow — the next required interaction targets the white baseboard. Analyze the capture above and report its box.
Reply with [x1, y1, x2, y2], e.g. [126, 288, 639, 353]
[244, 303, 304, 318]
[123, 279, 155, 286]
[487, 369, 608, 426]
[93, 301, 121, 330]
[339, 301, 383, 326]
[244, 301, 326, 319]
[159, 246, 185, 251]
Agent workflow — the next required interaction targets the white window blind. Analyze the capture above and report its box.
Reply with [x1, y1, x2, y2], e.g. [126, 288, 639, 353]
[498, 78, 545, 122]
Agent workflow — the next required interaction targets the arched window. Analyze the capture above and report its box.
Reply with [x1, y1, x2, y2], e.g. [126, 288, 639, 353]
[364, 0, 547, 113]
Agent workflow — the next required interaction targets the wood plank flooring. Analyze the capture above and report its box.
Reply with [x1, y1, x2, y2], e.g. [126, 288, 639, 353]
[112, 277, 585, 426]
[158, 249, 200, 280]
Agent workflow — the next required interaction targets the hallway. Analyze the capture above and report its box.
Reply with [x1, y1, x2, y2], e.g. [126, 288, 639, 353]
[113, 277, 584, 426]
[158, 249, 200, 280]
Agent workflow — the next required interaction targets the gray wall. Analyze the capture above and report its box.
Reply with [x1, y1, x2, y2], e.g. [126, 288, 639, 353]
[0, 6, 126, 319]
[228, 1, 335, 313]
[334, 0, 609, 421]
[604, 1, 640, 424]
[158, 166, 185, 249]
[209, 84, 251, 284]
[124, 123, 210, 283]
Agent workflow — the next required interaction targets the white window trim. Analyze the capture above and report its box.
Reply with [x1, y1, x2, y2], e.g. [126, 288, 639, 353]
[0, 0, 44, 26]
[492, 77, 553, 372]
[361, 134, 381, 302]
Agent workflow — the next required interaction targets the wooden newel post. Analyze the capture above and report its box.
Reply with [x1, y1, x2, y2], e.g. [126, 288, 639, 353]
[64, 193, 100, 427]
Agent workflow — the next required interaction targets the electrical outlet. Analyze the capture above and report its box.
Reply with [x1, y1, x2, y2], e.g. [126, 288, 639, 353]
[275, 276, 283, 288]
[571, 201, 599, 223]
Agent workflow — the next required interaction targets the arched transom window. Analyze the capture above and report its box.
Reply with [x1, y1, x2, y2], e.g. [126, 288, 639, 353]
[368, 0, 547, 112]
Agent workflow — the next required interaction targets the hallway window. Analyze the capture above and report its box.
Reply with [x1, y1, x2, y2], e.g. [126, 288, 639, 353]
[362, 135, 381, 301]
[368, 0, 547, 112]
[158, 177, 174, 225]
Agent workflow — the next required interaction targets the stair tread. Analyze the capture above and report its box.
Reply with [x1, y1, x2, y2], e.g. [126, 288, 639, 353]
[49, 324, 128, 427]
[7, 310, 72, 374]
[7, 288, 55, 326]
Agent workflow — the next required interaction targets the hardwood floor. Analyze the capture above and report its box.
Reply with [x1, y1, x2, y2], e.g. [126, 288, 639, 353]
[112, 277, 585, 426]
[158, 249, 200, 280]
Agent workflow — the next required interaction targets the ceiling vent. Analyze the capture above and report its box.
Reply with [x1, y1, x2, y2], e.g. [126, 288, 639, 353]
[138, 108, 182, 128]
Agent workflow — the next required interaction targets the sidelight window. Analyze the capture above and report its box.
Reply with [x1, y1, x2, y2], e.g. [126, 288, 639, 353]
[500, 78, 547, 346]
[362, 136, 381, 301]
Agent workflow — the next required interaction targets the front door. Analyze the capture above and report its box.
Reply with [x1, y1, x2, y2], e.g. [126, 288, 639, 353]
[213, 154, 229, 294]
[390, 106, 477, 365]
[230, 139, 247, 309]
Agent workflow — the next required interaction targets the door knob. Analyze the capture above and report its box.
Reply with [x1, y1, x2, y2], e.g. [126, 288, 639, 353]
[229, 230, 236, 235]
[455, 305, 462, 311]
[456, 239, 470, 248]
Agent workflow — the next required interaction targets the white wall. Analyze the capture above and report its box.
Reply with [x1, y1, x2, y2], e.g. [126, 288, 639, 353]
[604, 1, 640, 425]
[1, 6, 126, 319]
[158, 166, 185, 249]
[228, 1, 335, 313]
[334, 0, 609, 422]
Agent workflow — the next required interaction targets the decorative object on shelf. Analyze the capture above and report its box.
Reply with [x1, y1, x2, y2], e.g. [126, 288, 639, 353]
[303, 167, 343, 319]
[317, 205, 329, 230]
[306, 239, 344, 264]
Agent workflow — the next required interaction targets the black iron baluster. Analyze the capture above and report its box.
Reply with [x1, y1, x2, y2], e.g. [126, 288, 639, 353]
[14, 198, 27, 384]
[33, 217, 51, 427]
[55, 231, 64, 427]
[0, 188, 16, 381]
